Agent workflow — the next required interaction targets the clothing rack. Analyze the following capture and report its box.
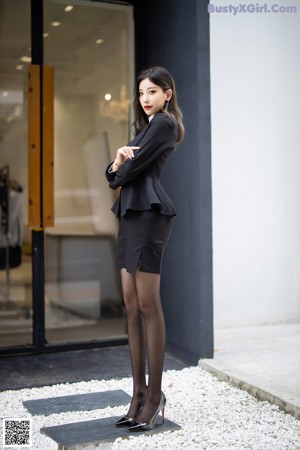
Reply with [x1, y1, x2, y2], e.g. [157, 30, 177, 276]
[0, 165, 10, 306]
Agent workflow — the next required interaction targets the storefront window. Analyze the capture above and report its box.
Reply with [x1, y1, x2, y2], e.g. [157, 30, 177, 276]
[0, 0, 133, 350]
[43, 0, 133, 343]
[0, 0, 32, 347]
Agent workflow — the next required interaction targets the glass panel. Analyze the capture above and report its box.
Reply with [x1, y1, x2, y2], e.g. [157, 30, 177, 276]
[0, 0, 32, 347]
[44, 0, 133, 343]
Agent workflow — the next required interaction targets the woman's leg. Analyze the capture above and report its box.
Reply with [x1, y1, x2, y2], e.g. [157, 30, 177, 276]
[121, 268, 147, 417]
[134, 270, 166, 422]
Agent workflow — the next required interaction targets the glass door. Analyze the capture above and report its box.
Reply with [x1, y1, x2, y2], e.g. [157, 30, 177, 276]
[43, 0, 133, 344]
[0, 0, 33, 348]
[0, 0, 133, 353]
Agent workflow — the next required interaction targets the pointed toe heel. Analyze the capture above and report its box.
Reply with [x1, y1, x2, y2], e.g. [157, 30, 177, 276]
[115, 395, 146, 428]
[127, 392, 166, 432]
[115, 416, 135, 427]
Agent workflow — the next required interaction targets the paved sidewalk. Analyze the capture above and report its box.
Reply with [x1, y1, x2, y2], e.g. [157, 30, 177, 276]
[199, 323, 300, 419]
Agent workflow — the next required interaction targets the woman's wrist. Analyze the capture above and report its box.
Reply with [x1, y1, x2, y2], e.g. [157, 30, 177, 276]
[112, 160, 121, 171]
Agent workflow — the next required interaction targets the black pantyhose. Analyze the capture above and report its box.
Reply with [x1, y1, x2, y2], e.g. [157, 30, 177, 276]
[121, 268, 166, 422]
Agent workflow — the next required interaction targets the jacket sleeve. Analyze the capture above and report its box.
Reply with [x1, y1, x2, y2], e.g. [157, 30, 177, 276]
[105, 114, 177, 190]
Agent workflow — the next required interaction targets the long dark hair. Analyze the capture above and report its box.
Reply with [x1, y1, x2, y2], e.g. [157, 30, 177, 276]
[133, 66, 185, 144]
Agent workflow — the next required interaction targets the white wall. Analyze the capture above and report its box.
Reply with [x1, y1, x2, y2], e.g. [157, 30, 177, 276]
[210, 3, 300, 327]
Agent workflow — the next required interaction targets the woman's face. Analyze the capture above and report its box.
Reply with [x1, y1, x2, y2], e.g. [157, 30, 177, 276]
[139, 78, 171, 116]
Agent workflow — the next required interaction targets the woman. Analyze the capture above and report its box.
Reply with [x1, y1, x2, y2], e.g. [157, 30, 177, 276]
[105, 66, 184, 432]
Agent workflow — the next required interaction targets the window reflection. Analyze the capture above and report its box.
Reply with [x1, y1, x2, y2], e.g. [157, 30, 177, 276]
[0, 0, 32, 347]
[44, 0, 133, 343]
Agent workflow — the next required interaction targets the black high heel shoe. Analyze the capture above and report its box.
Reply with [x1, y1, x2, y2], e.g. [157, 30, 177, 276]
[115, 415, 136, 428]
[127, 392, 166, 432]
[115, 396, 146, 428]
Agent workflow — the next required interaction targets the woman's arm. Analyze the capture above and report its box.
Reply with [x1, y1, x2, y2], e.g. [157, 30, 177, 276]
[106, 114, 177, 190]
[112, 145, 140, 172]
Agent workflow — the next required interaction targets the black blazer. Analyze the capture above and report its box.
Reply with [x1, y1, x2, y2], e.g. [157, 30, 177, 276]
[105, 113, 178, 218]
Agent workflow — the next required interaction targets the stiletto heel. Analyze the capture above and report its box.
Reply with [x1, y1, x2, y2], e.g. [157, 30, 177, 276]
[160, 401, 165, 425]
[127, 392, 166, 432]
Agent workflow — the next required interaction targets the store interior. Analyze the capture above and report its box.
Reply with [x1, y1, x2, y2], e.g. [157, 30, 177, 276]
[0, 0, 133, 348]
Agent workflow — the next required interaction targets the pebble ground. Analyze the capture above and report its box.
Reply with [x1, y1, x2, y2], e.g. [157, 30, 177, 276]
[1, 366, 299, 449]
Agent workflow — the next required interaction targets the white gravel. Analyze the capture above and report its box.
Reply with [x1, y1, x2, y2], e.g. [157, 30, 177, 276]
[1, 366, 300, 450]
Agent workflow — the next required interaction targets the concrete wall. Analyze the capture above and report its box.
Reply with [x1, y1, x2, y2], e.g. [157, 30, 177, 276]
[134, 0, 213, 363]
[210, 3, 300, 327]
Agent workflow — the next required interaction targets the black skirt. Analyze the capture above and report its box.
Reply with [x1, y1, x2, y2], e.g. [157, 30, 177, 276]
[116, 207, 173, 274]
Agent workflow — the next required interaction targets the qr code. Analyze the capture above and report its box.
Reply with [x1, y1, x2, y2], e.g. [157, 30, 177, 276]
[3, 419, 32, 447]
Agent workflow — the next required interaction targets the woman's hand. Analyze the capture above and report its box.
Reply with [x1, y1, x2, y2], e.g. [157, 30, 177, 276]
[112, 146, 140, 171]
